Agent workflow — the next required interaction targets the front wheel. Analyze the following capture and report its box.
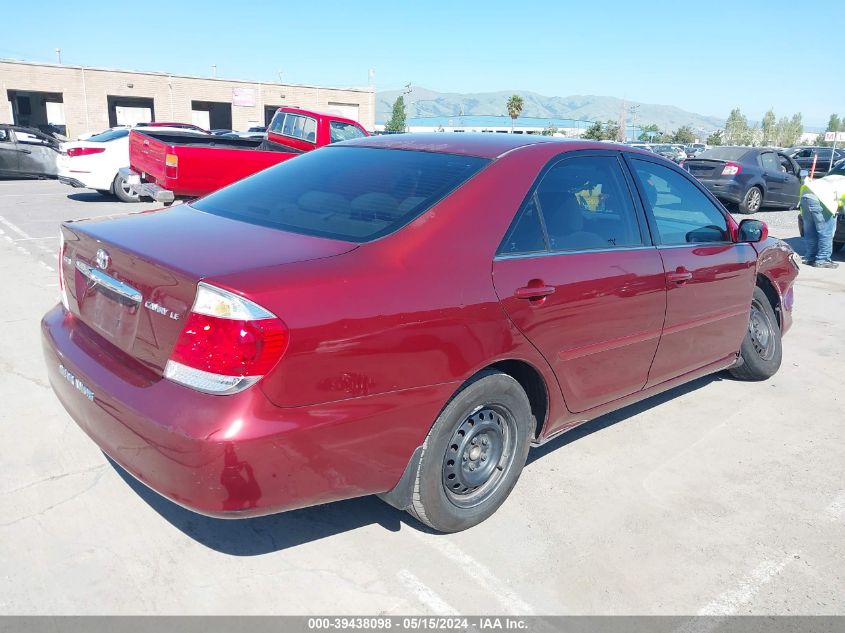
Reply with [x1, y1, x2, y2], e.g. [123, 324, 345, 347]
[729, 286, 782, 381]
[738, 186, 763, 214]
[113, 172, 140, 203]
[408, 371, 534, 532]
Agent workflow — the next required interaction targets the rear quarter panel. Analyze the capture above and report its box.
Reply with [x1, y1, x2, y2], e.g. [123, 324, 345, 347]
[207, 146, 569, 432]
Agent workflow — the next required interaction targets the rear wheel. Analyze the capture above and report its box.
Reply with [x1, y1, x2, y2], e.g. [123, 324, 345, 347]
[408, 371, 534, 533]
[738, 186, 763, 214]
[113, 172, 140, 203]
[729, 286, 782, 381]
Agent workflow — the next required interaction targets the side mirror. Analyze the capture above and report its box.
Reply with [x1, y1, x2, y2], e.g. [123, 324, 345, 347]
[738, 218, 768, 243]
[799, 169, 809, 178]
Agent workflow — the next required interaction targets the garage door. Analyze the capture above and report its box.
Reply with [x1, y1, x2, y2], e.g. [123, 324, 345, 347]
[327, 102, 359, 122]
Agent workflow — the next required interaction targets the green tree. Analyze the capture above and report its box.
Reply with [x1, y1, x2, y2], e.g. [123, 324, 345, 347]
[724, 107, 750, 145]
[583, 121, 604, 140]
[384, 96, 407, 133]
[827, 114, 842, 132]
[706, 130, 724, 146]
[785, 113, 803, 147]
[506, 95, 525, 132]
[638, 123, 659, 142]
[672, 126, 696, 144]
[603, 120, 620, 141]
[541, 123, 559, 136]
[761, 109, 776, 145]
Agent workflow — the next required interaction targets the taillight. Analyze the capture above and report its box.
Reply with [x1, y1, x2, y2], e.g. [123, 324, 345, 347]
[66, 147, 105, 157]
[721, 161, 742, 176]
[164, 283, 288, 395]
[165, 153, 178, 179]
[58, 230, 69, 311]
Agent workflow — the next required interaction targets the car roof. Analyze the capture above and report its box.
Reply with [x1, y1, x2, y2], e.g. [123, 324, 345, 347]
[338, 132, 627, 159]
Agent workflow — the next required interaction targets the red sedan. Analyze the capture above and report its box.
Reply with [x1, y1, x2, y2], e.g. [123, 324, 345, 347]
[42, 134, 799, 532]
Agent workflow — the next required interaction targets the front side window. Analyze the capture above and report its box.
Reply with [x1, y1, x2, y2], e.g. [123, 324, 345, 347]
[0, 129, 9, 142]
[192, 147, 489, 242]
[631, 159, 729, 245]
[330, 121, 366, 143]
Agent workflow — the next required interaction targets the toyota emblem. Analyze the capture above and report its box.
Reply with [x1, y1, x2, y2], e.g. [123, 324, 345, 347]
[95, 249, 110, 270]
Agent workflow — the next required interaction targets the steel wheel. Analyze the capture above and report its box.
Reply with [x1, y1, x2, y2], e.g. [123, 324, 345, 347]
[442, 405, 517, 508]
[748, 297, 776, 361]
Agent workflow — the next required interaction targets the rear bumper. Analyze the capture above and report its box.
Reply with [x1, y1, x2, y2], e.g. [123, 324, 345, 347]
[42, 305, 452, 518]
[697, 178, 743, 204]
[119, 167, 175, 204]
[58, 176, 87, 189]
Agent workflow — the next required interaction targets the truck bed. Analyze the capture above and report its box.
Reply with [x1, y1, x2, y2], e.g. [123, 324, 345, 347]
[128, 130, 301, 199]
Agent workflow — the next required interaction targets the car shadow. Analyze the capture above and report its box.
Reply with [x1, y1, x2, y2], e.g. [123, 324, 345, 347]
[106, 455, 417, 556]
[782, 236, 807, 257]
[108, 373, 724, 555]
[527, 373, 721, 465]
[66, 192, 115, 202]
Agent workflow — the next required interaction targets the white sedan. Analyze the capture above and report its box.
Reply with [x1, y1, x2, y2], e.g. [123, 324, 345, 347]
[58, 125, 208, 202]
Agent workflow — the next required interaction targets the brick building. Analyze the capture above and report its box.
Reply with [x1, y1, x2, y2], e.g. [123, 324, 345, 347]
[0, 59, 375, 137]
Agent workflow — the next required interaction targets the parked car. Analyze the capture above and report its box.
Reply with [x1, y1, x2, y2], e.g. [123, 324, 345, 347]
[797, 170, 845, 253]
[58, 125, 211, 202]
[783, 146, 845, 176]
[121, 107, 368, 203]
[651, 144, 686, 163]
[0, 124, 61, 179]
[145, 121, 211, 134]
[628, 143, 653, 152]
[683, 146, 801, 213]
[685, 143, 707, 157]
[43, 134, 798, 533]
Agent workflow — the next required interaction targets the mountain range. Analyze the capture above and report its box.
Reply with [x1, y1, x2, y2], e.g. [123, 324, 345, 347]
[376, 87, 725, 132]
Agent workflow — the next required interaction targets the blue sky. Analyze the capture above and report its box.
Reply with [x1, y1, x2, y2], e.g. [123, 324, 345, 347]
[1, 0, 841, 126]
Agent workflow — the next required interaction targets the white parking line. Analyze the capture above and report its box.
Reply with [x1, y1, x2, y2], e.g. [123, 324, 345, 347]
[406, 529, 536, 615]
[0, 215, 56, 257]
[825, 492, 845, 522]
[696, 554, 795, 616]
[396, 569, 460, 615]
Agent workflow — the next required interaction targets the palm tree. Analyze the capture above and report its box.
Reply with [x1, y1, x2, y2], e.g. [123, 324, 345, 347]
[506, 95, 524, 133]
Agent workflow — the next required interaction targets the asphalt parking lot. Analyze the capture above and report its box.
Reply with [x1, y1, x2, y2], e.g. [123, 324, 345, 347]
[1, 178, 843, 615]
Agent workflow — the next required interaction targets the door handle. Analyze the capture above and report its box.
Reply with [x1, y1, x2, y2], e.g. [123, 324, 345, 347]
[515, 284, 556, 300]
[666, 270, 692, 284]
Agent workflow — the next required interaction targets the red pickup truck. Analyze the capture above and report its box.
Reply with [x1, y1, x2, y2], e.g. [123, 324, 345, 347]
[121, 107, 368, 203]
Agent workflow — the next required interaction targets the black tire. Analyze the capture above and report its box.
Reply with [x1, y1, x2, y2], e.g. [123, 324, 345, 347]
[112, 172, 140, 203]
[729, 286, 782, 381]
[738, 186, 763, 214]
[408, 371, 535, 532]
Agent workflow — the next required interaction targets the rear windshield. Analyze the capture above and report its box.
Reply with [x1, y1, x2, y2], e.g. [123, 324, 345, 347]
[192, 147, 490, 242]
[696, 147, 750, 161]
[87, 129, 129, 142]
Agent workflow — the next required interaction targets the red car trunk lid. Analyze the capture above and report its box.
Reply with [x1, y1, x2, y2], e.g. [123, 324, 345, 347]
[61, 204, 356, 372]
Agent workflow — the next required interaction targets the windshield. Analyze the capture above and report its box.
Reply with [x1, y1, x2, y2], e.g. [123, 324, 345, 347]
[192, 146, 490, 242]
[696, 147, 751, 161]
[86, 128, 130, 142]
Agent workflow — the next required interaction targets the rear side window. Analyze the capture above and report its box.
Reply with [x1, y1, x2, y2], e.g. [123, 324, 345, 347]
[499, 155, 643, 255]
[760, 152, 780, 172]
[192, 147, 490, 242]
[87, 129, 129, 142]
[0, 129, 9, 142]
[631, 159, 729, 245]
[270, 113, 318, 142]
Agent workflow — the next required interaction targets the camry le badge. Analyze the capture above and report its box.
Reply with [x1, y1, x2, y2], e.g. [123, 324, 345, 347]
[95, 248, 110, 270]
